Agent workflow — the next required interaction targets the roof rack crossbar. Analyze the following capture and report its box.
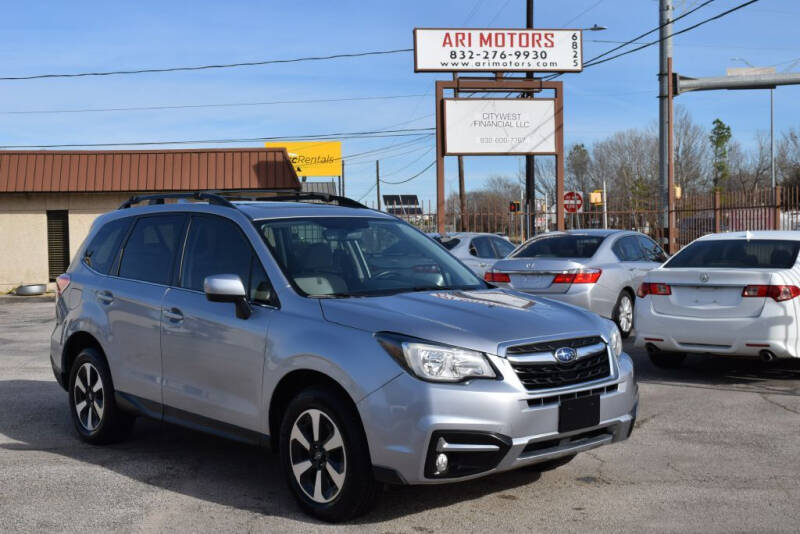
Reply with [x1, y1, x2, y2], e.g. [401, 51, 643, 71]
[226, 191, 369, 209]
[118, 191, 236, 210]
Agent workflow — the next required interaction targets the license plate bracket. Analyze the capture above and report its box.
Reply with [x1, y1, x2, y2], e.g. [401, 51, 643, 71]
[558, 395, 600, 433]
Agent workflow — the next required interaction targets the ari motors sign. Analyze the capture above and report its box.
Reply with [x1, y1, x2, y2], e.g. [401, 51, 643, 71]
[414, 28, 582, 72]
[444, 99, 556, 155]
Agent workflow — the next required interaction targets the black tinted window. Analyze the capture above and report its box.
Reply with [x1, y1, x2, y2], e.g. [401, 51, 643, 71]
[181, 216, 252, 292]
[471, 236, 495, 258]
[613, 236, 645, 262]
[84, 217, 131, 274]
[665, 239, 800, 269]
[118, 216, 184, 284]
[637, 236, 667, 263]
[514, 234, 605, 259]
[435, 237, 461, 250]
[491, 237, 515, 258]
[249, 256, 275, 305]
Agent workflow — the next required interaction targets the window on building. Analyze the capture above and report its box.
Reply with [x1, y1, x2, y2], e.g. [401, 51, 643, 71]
[46, 210, 70, 282]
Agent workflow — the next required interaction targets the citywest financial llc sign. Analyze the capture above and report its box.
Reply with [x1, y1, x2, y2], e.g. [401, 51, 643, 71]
[414, 28, 583, 72]
[444, 99, 557, 155]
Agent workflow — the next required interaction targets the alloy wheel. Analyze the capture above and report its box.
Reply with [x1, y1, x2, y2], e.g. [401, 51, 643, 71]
[289, 408, 347, 504]
[73, 362, 104, 432]
[618, 294, 633, 333]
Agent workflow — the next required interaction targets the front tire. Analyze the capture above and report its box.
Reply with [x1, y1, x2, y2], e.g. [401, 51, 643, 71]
[279, 386, 380, 522]
[613, 290, 635, 338]
[68, 348, 134, 444]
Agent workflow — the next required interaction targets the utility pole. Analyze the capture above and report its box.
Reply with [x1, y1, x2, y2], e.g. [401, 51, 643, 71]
[376, 160, 381, 210]
[453, 73, 466, 231]
[525, 0, 536, 238]
[658, 0, 675, 253]
[771, 88, 775, 188]
[341, 159, 346, 197]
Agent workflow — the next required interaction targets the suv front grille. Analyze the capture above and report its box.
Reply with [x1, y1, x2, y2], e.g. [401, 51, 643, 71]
[508, 337, 610, 390]
[506, 335, 603, 355]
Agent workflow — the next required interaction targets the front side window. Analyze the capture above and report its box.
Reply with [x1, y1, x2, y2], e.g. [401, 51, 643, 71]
[491, 237, 515, 258]
[84, 217, 132, 274]
[180, 215, 253, 292]
[513, 234, 605, 259]
[256, 217, 484, 297]
[665, 239, 800, 269]
[470, 236, 495, 258]
[118, 215, 185, 285]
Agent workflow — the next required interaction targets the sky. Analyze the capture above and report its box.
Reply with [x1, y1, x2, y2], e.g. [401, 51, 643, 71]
[1, 0, 798, 206]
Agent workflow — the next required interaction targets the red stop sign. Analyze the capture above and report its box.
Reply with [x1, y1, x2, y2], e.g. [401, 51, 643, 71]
[564, 191, 583, 213]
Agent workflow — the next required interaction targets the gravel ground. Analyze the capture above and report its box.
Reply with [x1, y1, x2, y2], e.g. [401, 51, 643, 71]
[1, 300, 800, 533]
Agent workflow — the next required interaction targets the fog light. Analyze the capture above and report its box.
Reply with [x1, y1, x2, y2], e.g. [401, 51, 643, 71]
[434, 453, 448, 474]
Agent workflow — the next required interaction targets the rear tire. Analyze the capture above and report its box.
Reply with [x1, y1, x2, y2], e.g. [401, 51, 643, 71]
[279, 386, 380, 522]
[68, 347, 134, 444]
[613, 290, 635, 338]
[648, 350, 686, 369]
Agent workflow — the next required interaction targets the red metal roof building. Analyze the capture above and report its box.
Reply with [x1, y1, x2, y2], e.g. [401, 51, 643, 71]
[0, 148, 301, 291]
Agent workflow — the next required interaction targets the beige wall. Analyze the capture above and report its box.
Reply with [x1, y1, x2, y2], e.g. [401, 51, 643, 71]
[0, 193, 130, 292]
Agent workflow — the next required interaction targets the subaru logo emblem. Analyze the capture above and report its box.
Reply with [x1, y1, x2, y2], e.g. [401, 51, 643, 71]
[700, 273, 709, 283]
[554, 347, 577, 363]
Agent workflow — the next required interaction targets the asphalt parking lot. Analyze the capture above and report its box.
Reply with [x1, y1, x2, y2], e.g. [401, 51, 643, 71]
[2, 300, 800, 533]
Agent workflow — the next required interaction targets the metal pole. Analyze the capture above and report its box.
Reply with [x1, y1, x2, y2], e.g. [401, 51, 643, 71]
[771, 88, 775, 189]
[603, 179, 608, 229]
[341, 159, 346, 197]
[453, 73, 467, 232]
[525, 0, 536, 237]
[435, 81, 446, 233]
[376, 160, 381, 211]
[658, 0, 673, 252]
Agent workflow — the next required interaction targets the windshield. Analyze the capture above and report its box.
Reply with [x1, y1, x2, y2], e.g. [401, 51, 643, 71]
[512, 234, 605, 259]
[665, 239, 800, 269]
[256, 217, 485, 297]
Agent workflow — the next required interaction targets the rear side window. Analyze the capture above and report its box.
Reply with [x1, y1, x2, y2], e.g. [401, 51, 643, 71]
[118, 215, 185, 284]
[180, 216, 253, 292]
[665, 239, 800, 269]
[513, 234, 605, 259]
[83, 217, 131, 274]
[491, 237, 515, 258]
[613, 236, 645, 262]
[435, 237, 461, 250]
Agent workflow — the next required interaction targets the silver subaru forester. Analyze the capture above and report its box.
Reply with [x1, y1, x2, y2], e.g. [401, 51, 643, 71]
[50, 193, 638, 522]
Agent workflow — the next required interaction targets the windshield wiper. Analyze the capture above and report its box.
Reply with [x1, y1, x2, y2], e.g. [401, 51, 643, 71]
[307, 293, 353, 299]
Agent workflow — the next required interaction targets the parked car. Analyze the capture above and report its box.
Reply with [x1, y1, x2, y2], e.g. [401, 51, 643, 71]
[635, 231, 800, 368]
[50, 193, 637, 522]
[485, 230, 667, 338]
[431, 232, 516, 276]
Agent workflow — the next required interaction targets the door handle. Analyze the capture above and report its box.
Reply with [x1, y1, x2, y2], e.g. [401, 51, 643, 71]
[96, 290, 114, 304]
[163, 308, 184, 322]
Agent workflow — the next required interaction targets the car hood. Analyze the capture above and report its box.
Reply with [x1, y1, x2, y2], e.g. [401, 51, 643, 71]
[319, 289, 609, 356]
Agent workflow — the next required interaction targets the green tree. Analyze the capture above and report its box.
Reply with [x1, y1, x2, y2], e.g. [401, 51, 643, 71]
[566, 143, 592, 194]
[709, 118, 732, 189]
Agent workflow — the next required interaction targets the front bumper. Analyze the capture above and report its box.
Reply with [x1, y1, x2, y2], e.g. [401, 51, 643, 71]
[358, 351, 637, 485]
[634, 298, 800, 358]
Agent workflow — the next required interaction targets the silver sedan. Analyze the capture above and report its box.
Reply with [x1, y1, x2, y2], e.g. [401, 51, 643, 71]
[431, 232, 516, 277]
[486, 229, 667, 337]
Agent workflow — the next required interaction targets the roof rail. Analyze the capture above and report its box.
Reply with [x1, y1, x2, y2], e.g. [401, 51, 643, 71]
[118, 191, 236, 210]
[226, 191, 369, 209]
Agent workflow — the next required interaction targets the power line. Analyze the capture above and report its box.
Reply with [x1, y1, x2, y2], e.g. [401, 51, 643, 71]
[356, 183, 377, 203]
[0, 48, 413, 81]
[0, 93, 428, 115]
[0, 127, 435, 149]
[582, 0, 762, 69]
[561, 0, 608, 27]
[378, 160, 436, 185]
[487, 0, 513, 26]
[379, 146, 435, 178]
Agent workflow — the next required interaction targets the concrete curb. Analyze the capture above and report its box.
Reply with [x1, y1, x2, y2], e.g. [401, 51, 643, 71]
[0, 294, 56, 303]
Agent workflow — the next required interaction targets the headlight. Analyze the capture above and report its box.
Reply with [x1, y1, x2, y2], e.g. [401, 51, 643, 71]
[377, 334, 496, 382]
[609, 324, 623, 358]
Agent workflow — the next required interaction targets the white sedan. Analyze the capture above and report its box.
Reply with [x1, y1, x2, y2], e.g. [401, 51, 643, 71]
[431, 232, 516, 277]
[634, 231, 800, 368]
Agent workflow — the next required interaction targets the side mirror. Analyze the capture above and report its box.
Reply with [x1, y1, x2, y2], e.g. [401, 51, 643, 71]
[204, 274, 251, 319]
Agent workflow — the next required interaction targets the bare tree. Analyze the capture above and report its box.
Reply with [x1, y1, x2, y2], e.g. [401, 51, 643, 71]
[777, 127, 800, 186]
[673, 105, 710, 193]
[727, 134, 771, 192]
